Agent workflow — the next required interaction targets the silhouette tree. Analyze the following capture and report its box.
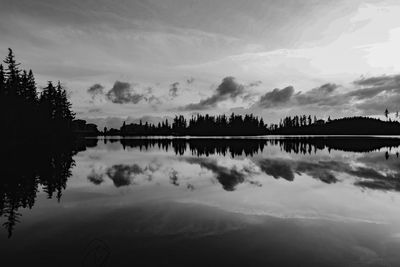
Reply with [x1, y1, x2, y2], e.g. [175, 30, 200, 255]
[385, 108, 389, 119]
[0, 64, 5, 97]
[3, 48, 21, 97]
[1, 49, 75, 139]
[116, 113, 268, 136]
[271, 116, 400, 135]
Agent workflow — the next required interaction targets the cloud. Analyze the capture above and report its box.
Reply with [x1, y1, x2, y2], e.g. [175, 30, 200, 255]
[295, 83, 340, 106]
[106, 81, 145, 104]
[353, 75, 400, 87]
[148, 95, 162, 104]
[257, 159, 295, 181]
[169, 82, 179, 98]
[254, 158, 340, 184]
[254, 155, 400, 189]
[185, 158, 256, 191]
[87, 83, 105, 99]
[186, 77, 195, 84]
[182, 76, 245, 110]
[247, 80, 262, 87]
[252, 74, 400, 116]
[257, 86, 294, 108]
[87, 171, 105, 185]
[106, 164, 144, 187]
[88, 108, 102, 113]
[169, 169, 179, 186]
[349, 74, 400, 100]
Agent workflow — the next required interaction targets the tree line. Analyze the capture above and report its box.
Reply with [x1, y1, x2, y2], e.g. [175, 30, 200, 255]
[118, 113, 268, 136]
[112, 113, 324, 136]
[0, 49, 75, 139]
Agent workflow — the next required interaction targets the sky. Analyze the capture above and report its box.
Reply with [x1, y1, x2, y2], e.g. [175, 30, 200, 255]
[2, 0, 400, 128]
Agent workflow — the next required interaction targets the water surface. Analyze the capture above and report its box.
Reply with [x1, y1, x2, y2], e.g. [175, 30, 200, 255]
[1, 137, 400, 266]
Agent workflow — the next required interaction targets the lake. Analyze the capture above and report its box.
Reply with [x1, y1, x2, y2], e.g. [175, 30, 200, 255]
[1, 137, 400, 266]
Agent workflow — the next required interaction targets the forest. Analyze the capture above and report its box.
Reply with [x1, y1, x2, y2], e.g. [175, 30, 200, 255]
[108, 113, 400, 136]
[271, 116, 400, 135]
[118, 114, 268, 136]
[0, 49, 75, 139]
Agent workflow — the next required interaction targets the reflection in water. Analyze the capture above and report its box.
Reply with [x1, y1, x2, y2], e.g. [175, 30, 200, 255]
[118, 136, 400, 155]
[2, 137, 400, 238]
[0, 139, 94, 237]
[2, 137, 400, 266]
[107, 137, 400, 192]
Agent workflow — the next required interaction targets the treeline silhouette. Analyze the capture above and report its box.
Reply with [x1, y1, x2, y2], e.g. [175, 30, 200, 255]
[115, 137, 400, 156]
[115, 114, 267, 136]
[119, 138, 267, 157]
[0, 49, 75, 139]
[271, 116, 400, 135]
[0, 139, 95, 238]
[105, 113, 400, 137]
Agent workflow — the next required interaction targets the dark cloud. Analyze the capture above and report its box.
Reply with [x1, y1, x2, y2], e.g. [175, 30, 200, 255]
[182, 76, 245, 110]
[169, 82, 179, 98]
[295, 161, 338, 184]
[148, 95, 162, 104]
[257, 86, 294, 108]
[295, 83, 340, 106]
[256, 84, 338, 109]
[186, 77, 195, 85]
[253, 74, 400, 113]
[106, 81, 145, 104]
[254, 155, 400, 190]
[169, 169, 179, 186]
[353, 75, 400, 87]
[247, 80, 262, 87]
[186, 158, 254, 191]
[254, 84, 342, 109]
[187, 184, 195, 191]
[348, 74, 400, 100]
[255, 158, 339, 184]
[106, 164, 144, 187]
[87, 83, 104, 99]
[257, 159, 295, 181]
[87, 170, 105, 185]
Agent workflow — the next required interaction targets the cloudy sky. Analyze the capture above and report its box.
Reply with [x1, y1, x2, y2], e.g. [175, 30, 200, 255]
[2, 0, 400, 128]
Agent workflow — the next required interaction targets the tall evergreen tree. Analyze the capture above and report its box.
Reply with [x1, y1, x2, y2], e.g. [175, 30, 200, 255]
[1, 49, 76, 138]
[56, 81, 74, 123]
[3, 48, 21, 97]
[26, 69, 37, 102]
[0, 64, 5, 97]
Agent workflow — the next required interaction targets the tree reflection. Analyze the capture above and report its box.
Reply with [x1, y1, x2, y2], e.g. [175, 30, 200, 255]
[0, 139, 93, 238]
[4, 137, 400, 237]
[119, 137, 400, 156]
[112, 138, 400, 193]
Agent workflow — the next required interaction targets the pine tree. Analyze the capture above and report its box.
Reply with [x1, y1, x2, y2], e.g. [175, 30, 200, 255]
[56, 81, 74, 126]
[0, 64, 5, 97]
[40, 81, 57, 121]
[26, 69, 37, 102]
[3, 48, 21, 97]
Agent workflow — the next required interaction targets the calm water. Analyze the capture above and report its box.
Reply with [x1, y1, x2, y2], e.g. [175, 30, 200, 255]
[2, 137, 400, 266]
